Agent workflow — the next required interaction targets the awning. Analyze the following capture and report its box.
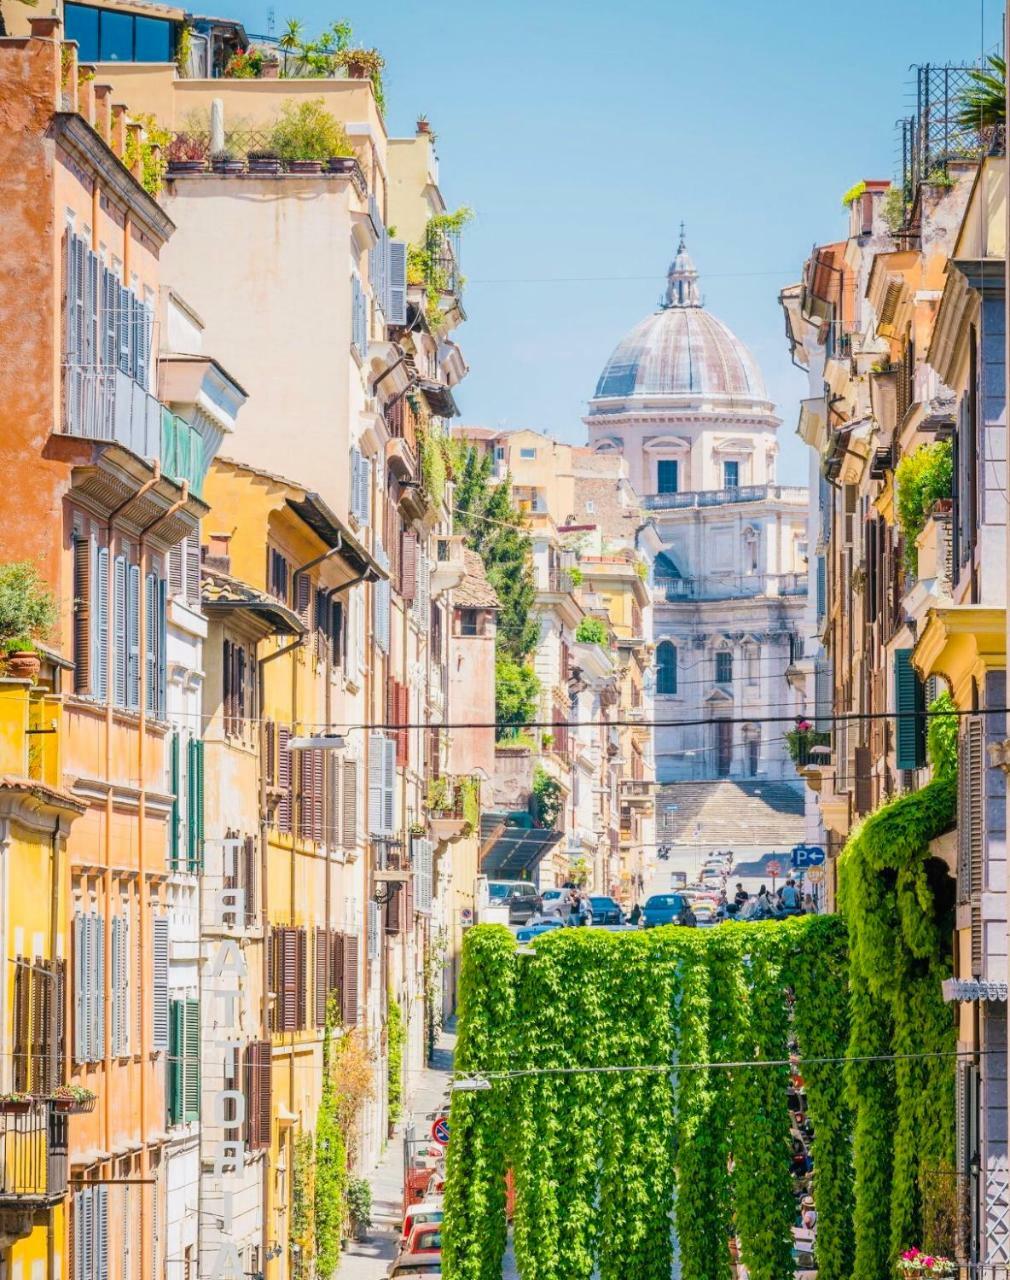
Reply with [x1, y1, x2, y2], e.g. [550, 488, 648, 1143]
[286, 494, 388, 580]
[942, 978, 1008, 1003]
[480, 812, 564, 879]
[417, 379, 460, 420]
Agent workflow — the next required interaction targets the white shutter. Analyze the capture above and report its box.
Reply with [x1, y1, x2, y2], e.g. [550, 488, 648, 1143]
[111, 916, 121, 1055]
[367, 900, 379, 960]
[382, 735, 396, 835]
[113, 555, 127, 706]
[82, 1188, 94, 1280]
[368, 732, 385, 835]
[388, 241, 407, 325]
[96, 546, 109, 702]
[92, 913, 105, 1061]
[74, 913, 87, 1062]
[144, 572, 157, 713]
[415, 839, 433, 914]
[342, 758, 358, 849]
[96, 1185, 109, 1280]
[373, 544, 390, 653]
[127, 563, 140, 710]
[152, 916, 169, 1050]
[73, 1190, 85, 1280]
[185, 537, 201, 603]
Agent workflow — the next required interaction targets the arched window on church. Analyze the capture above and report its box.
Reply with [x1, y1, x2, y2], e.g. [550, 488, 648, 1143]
[743, 723, 761, 777]
[656, 641, 678, 695]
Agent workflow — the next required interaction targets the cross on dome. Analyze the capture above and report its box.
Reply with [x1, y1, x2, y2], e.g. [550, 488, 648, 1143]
[664, 225, 701, 309]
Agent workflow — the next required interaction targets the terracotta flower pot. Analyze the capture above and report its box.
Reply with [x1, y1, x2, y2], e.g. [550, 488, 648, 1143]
[167, 159, 206, 174]
[0, 1099, 32, 1115]
[287, 159, 323, 174]
[6, 651, 40, 681]
[248, 156, 281, 175]
[344, 60, 370, 79]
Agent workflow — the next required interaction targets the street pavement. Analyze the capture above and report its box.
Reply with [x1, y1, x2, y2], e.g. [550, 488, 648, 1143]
[340, 1025, 520, 1279]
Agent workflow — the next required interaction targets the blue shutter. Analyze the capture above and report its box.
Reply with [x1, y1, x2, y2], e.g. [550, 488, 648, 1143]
[74, 913, 87, 1062]
[111, 916, 121, 1055]
[96, 1186, 108, 1280]
[118, 284, 131, 374]
[387, 241, 407, 325]
[894, 648, 926, 770]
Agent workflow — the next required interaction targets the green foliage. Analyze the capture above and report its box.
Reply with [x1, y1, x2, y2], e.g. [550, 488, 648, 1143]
[494, 655, 539, 736]
[568, 566, 583, 587]
[531, 765, 563, 828]
[575, 616, 608, 646]
[409, 207, 475, 328]
[345, 1176, 372, 1228]
[838, 775, 957, 1270]
[387, 991, 405, 1125]
[314, 998, 347, 1276]
[124, 112, 171, 196]
[842, 180, 867, 207]
[458, 775, 480, 833]
[927, 690, 958, 780]
[956, 54, 1006, 129]
[175, 22, 192, 71]
[894, 441, 953, 574]
[443, 918, 851, 1280]
[269, 97, 353, 161]
[785, 725, 831, 765]
[418, 426, 449, 505]
[0, 562, 56, 652]
[275, 18, 352, 77]
[883, 186, 907, 234]
[291, 1131, 315, 1278]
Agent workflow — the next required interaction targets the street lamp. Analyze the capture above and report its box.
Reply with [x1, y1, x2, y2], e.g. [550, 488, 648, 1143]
[451, 1075, 492, 1093]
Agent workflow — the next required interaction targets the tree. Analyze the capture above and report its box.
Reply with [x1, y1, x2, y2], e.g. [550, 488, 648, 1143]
[956, 54, 1005, 130]
[495, 655, 539, 737]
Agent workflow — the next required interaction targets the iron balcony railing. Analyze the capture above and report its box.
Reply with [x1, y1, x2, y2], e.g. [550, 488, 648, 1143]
[656, 572, 808, 602]
[543, 569, 574, 595]
[0, 1102, 68, 1205]
[642, 483, 808, 510]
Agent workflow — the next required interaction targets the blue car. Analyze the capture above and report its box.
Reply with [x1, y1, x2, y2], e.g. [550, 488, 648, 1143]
[515, 920, 566, 942]
[641, 893, 695, 928]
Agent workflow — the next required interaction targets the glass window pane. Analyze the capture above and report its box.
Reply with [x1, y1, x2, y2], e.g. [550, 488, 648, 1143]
[99, 10, 134, 61]
[134, 16, 172, 61]
[657, 459, 678, 493]
[65, 3, 99, 61]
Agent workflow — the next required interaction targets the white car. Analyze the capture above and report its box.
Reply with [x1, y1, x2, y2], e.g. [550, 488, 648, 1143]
[540, 888, 573, 919]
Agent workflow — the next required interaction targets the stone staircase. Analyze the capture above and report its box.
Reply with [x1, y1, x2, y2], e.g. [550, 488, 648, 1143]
[655, 780, 805, 846]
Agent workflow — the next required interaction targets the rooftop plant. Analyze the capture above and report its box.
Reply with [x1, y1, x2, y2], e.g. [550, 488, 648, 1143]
[882, 186, 906, 234]
[0, 562, 56, 655]
[125, 112, 171, 195]
[495, 655, 539, 740]
[956, 54, 1005, 130]
[894, 440, 953, 574]
[224, 47, 263, 78]
[842, 180, 867, 207]
[575, 616, 608, 646]
[269, 97, 353, 162]
[409, 207, 475, 329]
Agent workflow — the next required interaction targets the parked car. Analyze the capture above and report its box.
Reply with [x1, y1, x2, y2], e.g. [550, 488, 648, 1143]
[540, 887, 573, 919]
[515, 919, 566, 942]
[400, 1202, 443, 1252]
[487, 880, 542, 923]
[388, 1255, 442, 1277]
[405, 1224, 443, 1255]
[588, 895, 624, 925]
[641, 893, 694, 928]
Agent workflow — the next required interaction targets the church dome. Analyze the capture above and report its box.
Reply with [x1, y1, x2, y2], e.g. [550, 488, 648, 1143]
[590, 233, 769, 410]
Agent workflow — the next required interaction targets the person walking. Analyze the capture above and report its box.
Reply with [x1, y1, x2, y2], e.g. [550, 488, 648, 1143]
[629, 902, 642, 926]
[780, 879, 801, 912]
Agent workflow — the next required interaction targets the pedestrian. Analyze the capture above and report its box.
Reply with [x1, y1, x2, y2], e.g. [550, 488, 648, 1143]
[802, 892, 815, 914]
[581, 894, 593, 927]
[629, 902, 642, 926]
[734, 883, 749, 907]
[801, 1196, 817, 1229]
[780, 879, 801, 912]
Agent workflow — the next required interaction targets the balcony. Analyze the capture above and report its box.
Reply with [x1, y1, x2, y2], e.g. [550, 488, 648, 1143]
[431, 535, 466, 596]
[620, 779, 655, 810]
[656, 572, 808, 602]
[384, 396, 420, 478]
[543, 569, 574, 595]
[642, 483, 808, 511]
[425, 775, 480, 843]
[0, 1103, 68, 1207]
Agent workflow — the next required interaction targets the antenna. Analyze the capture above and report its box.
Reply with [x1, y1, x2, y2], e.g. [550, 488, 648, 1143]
[266, 6, 275, 35]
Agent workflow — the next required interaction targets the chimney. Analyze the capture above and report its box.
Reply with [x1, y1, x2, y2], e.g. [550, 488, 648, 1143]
[125, 121, 144, 180]
[92, 84, 112, 143]
[78, 66, 96, 127]
[205, 532, 232, 574]
[61, 40, 79, 114]
[110, 103, 128, 159]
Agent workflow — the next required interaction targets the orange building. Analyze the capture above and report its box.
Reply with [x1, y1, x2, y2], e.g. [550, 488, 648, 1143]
[0, 21, 205, 1278]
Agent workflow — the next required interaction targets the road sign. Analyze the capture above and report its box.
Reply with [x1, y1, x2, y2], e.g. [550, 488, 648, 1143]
[765, 860, 782, 877]
[791, 845, 826, 869]
[431, 1115, 450, 1146]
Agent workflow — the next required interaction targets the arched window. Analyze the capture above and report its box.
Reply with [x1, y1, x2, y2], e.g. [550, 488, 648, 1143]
[656, 642, 678, 695]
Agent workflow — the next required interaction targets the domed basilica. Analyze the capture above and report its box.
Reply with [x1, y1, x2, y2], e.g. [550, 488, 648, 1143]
[586, 234, 810, 786]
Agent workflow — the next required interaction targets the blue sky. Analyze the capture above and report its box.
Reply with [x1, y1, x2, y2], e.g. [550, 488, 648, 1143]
[229, 0, 1000, 484]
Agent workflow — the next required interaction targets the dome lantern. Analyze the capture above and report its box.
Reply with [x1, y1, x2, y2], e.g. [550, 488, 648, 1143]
[664, 223, 701, 309]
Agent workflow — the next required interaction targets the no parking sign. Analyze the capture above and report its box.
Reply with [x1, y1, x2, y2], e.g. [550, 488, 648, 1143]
[431, 1115, 450, 1146]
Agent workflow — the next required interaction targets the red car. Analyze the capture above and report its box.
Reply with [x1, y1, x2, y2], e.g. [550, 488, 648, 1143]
[404, 1224, 443, 1256]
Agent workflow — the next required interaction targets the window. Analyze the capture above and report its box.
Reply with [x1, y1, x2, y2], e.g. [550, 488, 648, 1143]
[152, 915, 169, 1050]
[65, 2, 176, 61]
[459, 608, 480, 637]
[167, 997, 199, 1125]
[414, 838, 434, 914]
[368, 732, 396, 835]
[72, 1186, 109, 1280]
[656, 641, 678, 695]
[494, 446, 506, 461]
[222, 834, 258, 928]
[313, 927, 344, 1025]
[350, 448, 370, 527]
[519, 447, 537, 460]
[716, 721, 733, 777]
[268, 927, 308, 1032]
[745, 727, 761, 777]
[657, 460, 679, 494]
[73, 911, 105, 1063]
[350, 271, 368, 358]
[268, 548, 290, 603]
[715, 650, 733, 685]
[243, 1041, 273, 1150]
[222, 639, 252, 736]
[110, 908, 131, 1055]
[585, 499, 595, 514]
[13, 957, 64, 1093]
[894, 648, 926, 769]
[373, 544, 391, 653]
[723, 460, 740, 489]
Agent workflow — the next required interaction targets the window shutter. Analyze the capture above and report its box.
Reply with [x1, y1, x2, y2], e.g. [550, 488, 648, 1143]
[95, 545, 109, 702]
[190, 739, 205, 872]
[242, 836, 257, 926]
[111, 917, 122, 1055]
[965, 716, 985, 976]
[152, 916, 169, 1050]
[73, 534, 92, 694]
[341, 933, 359, 1026]
[185, 538, 201, 604]
[387, 240, 407, 326]
[144, 572, 157, 713]
[854, 746, 872, 816]
[277, 727, 292, 833]
[126, 563, 140, 709]
[73, 913, 86, 1062]
[415, 839, 433, 914]
[382, 735, 396, 835]
[295, 573, 311, 624]
[396, 682, 410, 768]
[168, 542, 184, 599]
[329, 931, 344, 1005]
[368, 733, 385, 835]
[401, 532, 418, 603]
[223, 639, 233, 731]
[113, 555, 127, 706]
[330, 600, 344, 668]
[97, 1186, 109, 1280]
[280, 928, 298, 1031]
[386, 884, 400, 934]
[894, 649, 926, 769]
[314, 927, 330, 1027]
[91, 913, 105, 1061]
[168, 999, 184, 1125]
[312, 748, 324, 844]
[342, 758, 358, 849]
[169, 732, 181, 870]
[264, 720, 276, 787]
[157, 577, 167, 717]
[296, 927, 307, 1030]
[245, 1041, 272, 1150]
[367, 901, 379, 960]
[374, 544, 390, 653]
[183, 997, 200, 1121]
[82, 1186, 95, 1280]
[326, 755, 342, 852]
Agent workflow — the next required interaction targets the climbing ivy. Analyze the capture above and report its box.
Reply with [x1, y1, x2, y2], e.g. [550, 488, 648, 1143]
[314, 997, 347, 1278]
[291, 1131, 315, 1278]
[387, 990, 405, 1125]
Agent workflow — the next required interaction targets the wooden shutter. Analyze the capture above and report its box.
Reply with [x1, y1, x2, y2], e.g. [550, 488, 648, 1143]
[157, 578, 167, 717]
[95, 545, 109, 702]
[111, 917, 122, 1055]
[152, 916, 169, 1050]
[342, 759, 358, 849]
[329, 931, 344, 1010]
[295, 573, 311, 624]
[396, 682, 409, 767]
[73, 914, 87, 1062]
[168, 542, 184, 599]
[73, 534, 92, 694]
[341, 933, 359, 1026]
[277, 727, 292, 833]
[168, 999, 184, 1124]
[242, 836, 257, 926]
[91, 913, 105, 1061]
[312, 749, 324, 844]
[264, 720, 276, 787]
[295, 928, 307, 1030]
[267, 930, 278, 1032]
[894, 648, 926, 770]
[244, 1041, 272, 1150]
[279, 928, 298, 1031]
[966, 716, 985, 977]
[12, 960, 28, 1090]
[401, 531, 418, 603]
[383, 735, 396, 834]
[51, 959, 66, 1090]
[368, 733, 385, 835]
[386, 887, 401, 935]
[330, 600, 344, 668]
[113, 555, 127, 706]
[314, 928, 329, 1027]
[183, 998, 200, 1122]
[144, 572, 157, 713]
[96, 1185, 108, 1280]
[854, 746, 872, 816]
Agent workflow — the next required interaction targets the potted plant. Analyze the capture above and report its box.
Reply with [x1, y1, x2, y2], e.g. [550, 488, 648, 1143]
[346, 1177, 372, 1242]
[166, 133, 208, 174]
[224, 47, 263, 79]
[0, 1091, 33, 1115]
[416, 114, 430, 134]
[337, 46, 383, 80]
[270, 98, 353, 173]
[0, 561, 57, 682]
[51, 1084, 96, 1115]
[247, 149, 282, 175]
[897, 1249, 956, 1279]
[211, 148, 244, 175]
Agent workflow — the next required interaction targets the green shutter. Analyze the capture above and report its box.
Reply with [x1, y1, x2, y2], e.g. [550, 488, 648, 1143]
[894, 648, 926, 770]
[183, 997, 200, 1122]
[169, 732, 181, 871]
[168, 999, 184, 1125]
[187, 739, 205, 873]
